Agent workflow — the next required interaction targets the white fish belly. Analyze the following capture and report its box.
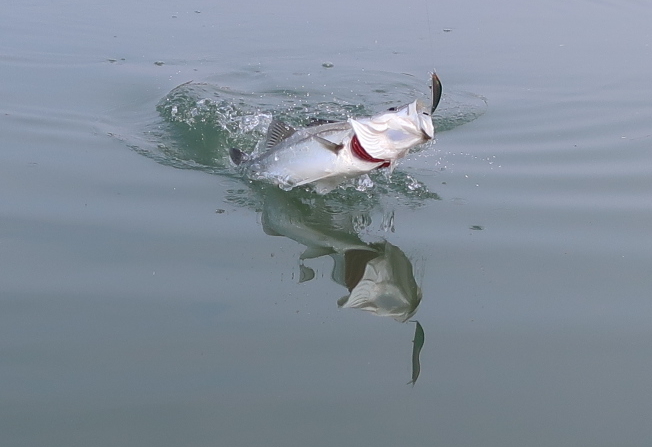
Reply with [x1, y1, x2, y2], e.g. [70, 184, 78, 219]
[246, 143, 341, 188]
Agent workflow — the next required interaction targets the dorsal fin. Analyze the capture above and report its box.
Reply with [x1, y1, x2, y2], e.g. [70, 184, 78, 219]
[265, 119, 296, 149]
[314, 136, 344, 154]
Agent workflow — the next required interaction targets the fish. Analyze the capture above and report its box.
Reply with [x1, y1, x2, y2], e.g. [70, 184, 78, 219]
[407, 320, 425, 386]
[229, 72, 442, 194]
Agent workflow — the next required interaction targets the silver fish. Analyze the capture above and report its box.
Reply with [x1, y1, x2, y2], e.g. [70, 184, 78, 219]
[230, 72, 442, 194]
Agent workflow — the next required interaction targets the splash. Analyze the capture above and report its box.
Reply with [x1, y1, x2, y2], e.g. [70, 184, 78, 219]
[118, 69, 486, 201]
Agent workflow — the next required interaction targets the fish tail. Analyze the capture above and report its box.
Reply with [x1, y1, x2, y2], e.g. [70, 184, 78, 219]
[229, 148, 249, 166]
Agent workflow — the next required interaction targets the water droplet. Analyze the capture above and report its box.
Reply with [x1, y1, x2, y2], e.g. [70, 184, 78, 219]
[406, 175, 422, 191]
[355, 174, 374, 191]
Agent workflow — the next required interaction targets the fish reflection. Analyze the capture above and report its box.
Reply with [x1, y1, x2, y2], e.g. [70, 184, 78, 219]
[260, 187, 422, 323]
[334, 243, 421, 323]
[256, 186, 425, 384]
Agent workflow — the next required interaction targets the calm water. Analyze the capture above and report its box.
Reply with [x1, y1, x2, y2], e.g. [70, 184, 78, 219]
[2, 0, 652, 446]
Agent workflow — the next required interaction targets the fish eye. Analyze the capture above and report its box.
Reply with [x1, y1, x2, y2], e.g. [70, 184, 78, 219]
[387, 107, 397, 111]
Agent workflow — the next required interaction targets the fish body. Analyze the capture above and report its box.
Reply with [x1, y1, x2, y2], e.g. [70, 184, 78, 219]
[230, 73, 442, 193]
[242, 122, 358, 194]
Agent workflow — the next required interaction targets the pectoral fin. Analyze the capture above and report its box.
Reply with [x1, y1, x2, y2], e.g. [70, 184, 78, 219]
[314, 136, 344, 154]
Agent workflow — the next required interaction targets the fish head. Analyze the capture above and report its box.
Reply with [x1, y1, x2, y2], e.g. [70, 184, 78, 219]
[349, 100, 434, 161]
[337, 241, 422, 322]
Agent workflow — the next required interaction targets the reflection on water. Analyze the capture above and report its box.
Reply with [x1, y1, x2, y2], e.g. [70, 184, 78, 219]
[252, 184, 425, 383]
[260, 186, 422, 323]
[335, 242, 420, 321]
[409, 321, 425, 386]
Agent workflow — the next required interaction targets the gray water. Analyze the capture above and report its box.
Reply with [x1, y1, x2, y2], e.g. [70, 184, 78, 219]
[2, 1, 652, 446]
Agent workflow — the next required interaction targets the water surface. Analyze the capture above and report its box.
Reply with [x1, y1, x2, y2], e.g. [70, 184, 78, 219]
[2, 0, 652, 446]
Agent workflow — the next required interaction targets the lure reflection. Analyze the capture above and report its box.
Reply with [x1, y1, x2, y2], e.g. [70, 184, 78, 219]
[408, 320, 425, 386]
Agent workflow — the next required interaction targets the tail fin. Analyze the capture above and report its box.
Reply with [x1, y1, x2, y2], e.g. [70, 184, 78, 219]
[229, 148, 249, 166]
